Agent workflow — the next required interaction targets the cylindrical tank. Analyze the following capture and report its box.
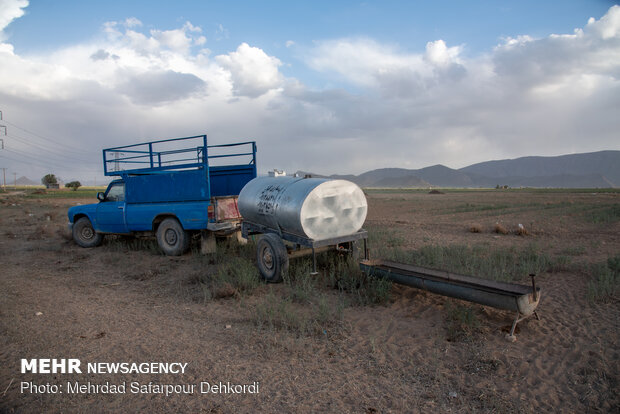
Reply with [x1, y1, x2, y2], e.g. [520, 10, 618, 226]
[238, 176, 368, 240]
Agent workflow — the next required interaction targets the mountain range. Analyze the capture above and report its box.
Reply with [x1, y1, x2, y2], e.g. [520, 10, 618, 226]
[301, 150, 620, 188]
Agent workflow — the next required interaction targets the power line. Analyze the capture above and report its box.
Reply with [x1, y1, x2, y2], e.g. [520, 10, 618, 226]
[0, 149, 100, 175]
[1, 119, 93, 155]
[4, 126, 94, 158]
[0, 110, 103, 178]
[6, 131, 96, 164]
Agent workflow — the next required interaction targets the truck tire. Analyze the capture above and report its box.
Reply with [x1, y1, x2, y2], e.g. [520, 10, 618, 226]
[73, 217, 103, 248]
[256, 233, 288, 283]
[156, 218, 190, 256]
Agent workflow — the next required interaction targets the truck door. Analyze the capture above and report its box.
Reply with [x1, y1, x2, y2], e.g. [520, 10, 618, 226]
[96, 181, 129, 233]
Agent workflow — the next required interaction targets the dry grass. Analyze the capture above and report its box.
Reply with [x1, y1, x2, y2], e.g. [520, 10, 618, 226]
[515, 223, 529, 236]
[469, 224, 482, 233]
[2, 189, 619, 413]
[494, 222, 509, 234]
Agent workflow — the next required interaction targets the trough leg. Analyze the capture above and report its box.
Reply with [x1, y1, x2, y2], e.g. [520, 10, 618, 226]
[506, 310, 541, 342]
[506, 311, 520, 342]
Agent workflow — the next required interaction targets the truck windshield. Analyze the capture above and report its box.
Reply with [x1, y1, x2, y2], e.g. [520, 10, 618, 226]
[106, 183, 125, 202]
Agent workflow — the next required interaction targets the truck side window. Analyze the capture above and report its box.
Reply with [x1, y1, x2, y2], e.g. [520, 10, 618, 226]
[106, 183, 125, 202]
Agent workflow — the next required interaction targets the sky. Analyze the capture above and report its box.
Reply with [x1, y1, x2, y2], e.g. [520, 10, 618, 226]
[0, 0, 619, 183]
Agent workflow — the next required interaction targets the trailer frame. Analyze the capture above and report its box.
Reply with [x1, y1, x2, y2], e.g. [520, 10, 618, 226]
[242, 220, 368, 280]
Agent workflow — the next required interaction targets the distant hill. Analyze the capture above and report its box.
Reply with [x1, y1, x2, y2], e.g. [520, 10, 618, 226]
[15, 176, 38, 185]
[460, 151, 620, 185]
[301, 150, 620, 188]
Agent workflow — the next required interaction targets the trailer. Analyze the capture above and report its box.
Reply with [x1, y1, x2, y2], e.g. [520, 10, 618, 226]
[238, 176, 369, 282]
[242, 220, 368, 281]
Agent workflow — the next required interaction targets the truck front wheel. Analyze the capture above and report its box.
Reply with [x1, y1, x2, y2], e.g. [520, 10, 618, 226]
[73, 217, 103, 248]
[156, 218, 190, 256]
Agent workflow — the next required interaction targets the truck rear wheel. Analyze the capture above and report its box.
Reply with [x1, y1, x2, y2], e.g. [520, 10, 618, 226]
[256, 233, 288, 283]
[156, 218, 189, 256]
[73, 217, 103, 248]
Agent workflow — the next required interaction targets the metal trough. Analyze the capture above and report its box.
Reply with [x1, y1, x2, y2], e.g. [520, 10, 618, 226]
[359, 259, 541, 340]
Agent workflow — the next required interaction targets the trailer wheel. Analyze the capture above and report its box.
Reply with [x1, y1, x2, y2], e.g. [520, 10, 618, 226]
[73, 217, 103, 248]
[256, 233, 288, 283]
[156, 218, 190, 256]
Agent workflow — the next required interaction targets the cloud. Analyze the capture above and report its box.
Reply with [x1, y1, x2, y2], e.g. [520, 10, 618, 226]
[90, 49, 119, 61]
[216, 43, 284, 97]
[116, 70, 206, 105]
[124, 17, 142, 28]
[424, 39, 462, 66]
[0, 0, 28, 40]
[0, 4, 618, 181]
[150, 21, 203, 54]
[305, 37, 466, 95]
[0, 0, 27, 53]
[214, 23, 228, 41]
[586, 5, 620, 39]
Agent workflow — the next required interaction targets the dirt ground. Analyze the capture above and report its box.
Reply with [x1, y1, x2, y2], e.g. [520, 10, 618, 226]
[1, 189, 618, 413]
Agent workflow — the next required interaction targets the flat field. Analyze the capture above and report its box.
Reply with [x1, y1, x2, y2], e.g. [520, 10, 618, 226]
[1, 188, 618, 413]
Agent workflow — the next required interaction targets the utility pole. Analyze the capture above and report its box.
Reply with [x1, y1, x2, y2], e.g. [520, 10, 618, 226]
[0, 111, 7, 190]
[0, 124, 6, 149]
[0, 110, 7, 149]
[13, 172, 17, 188]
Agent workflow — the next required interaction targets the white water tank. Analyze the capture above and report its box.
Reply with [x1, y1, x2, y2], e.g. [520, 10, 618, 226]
[238, 176, 367, 240]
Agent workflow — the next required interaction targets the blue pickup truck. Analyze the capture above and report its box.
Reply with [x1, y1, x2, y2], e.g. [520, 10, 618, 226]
[67, 135, 257, 255]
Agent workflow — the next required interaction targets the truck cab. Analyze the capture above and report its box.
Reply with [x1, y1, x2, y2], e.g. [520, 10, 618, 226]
[67, 135, 256, 255]
[94, 179, 128, 234]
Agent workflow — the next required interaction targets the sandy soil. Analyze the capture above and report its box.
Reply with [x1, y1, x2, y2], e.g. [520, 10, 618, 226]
[1, 190, 618, 413]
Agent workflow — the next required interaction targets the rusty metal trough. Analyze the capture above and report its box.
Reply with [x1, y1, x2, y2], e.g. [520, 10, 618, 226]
[359, 259, 541, 340]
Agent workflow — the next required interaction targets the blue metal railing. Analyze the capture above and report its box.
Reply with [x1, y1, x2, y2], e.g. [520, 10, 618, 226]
[103, 135, 256, 176]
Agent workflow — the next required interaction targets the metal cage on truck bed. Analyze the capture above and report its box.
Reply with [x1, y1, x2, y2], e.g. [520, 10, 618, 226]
[103, 135, 257, 199]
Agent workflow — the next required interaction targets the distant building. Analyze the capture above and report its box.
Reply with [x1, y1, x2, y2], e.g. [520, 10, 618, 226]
[268, 169, 286, 177]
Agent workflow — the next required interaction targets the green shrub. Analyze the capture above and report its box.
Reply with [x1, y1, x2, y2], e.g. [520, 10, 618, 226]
[587, 255, 620, 303]
[444, 302, 481, 342]
[199, 256, 260, 300]
[392, 243, 555, 282]
[252, 290, 344, 337]
[65, 181, 82, 191]
[330, 258, 392, 306]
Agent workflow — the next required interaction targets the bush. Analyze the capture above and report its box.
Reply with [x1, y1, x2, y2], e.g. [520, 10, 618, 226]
[199, 256, 260, 300]
[65, 181, 82, 191]
[587, 255, 620, 303]
[403, 243, 553, 282]
[444, 302, 481, 342]
[41, 173, 57, 187]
